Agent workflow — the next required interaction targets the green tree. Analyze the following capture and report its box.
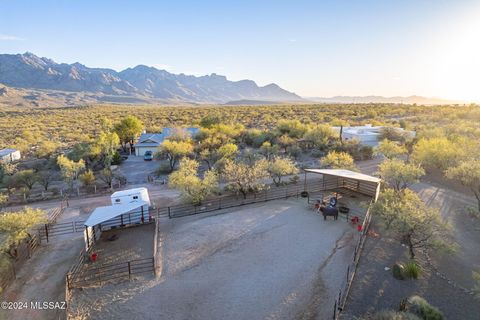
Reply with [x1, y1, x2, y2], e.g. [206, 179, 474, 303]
[0, 193, 7, 211]
[0, 162, 17, 187]
[114, 115, 144, 152]
[13, 170, 37, 193]
[222, 159, 269, 199]
[79, 170, 96, 188]
[275, 119, 307, 138]
[267, 157, 299, 186]
[90, 131, 120, 167]
[371, 188, 453, 259]
[199, 115, 221, 128]
[169, 158, 218, 205]
[375, 139, 407, 159]
[276, 135, 295, 153]
[259, 141, 279, 160]
[378, 159, 425, 192]
[198, 143, 238, 170]
[35, 140, 59, 159]
[411, 137, 462, 171]
[158, 140, 194, 172]
[57, 155, 85, 190]
[304, 125, 335, 149]
[0, 207, 47, 254]
[446, 159, 480, 211]
[320, 151, 356, 170]
[99, 168, 114, 188]
[36, 170, 53, 192]
[380, 126, 408, 142]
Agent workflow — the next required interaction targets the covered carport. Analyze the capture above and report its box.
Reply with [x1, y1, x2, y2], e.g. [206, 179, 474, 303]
[83, 201, 150, 251]
[303, 168, 381, 201]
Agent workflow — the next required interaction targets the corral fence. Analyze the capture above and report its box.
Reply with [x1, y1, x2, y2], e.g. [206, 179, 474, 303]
[157, 180, 325, 219]
[155, 178, 372, 221]
[66, 256, 154, 290]
[1, 203, 66, 295]
[332, 200, 374, 319]
[38, 220, 85, 242]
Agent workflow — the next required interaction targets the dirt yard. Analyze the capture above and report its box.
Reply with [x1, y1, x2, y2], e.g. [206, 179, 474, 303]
[90, 223, 154, 266]
[0, 207, 86, 320]
[68, 198, 363, 320]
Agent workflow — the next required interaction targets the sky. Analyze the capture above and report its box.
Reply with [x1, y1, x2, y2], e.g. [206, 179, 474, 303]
[1, 0, 480, 102]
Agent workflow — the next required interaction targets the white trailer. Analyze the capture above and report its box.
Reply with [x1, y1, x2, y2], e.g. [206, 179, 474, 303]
[110, 187, 151, 206]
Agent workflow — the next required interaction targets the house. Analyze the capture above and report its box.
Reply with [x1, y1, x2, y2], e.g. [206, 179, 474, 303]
[0, 148, 21, 163]
[133, 127, 199, 156]
[332, 125, 415, 147]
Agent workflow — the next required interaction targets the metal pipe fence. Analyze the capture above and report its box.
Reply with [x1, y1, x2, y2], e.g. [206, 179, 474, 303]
[332, 200, 374, 319]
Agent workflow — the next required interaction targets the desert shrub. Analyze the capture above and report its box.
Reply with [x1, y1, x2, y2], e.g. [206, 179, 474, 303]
[407, 296, 444, 320]
[367, 310, 421, 320]
[311, 149, 326, 158]
[403, 261, 421, 279]
[111, 151, 122, 165]
[392, 263, 405, 280]
[156, 163, 172, 176]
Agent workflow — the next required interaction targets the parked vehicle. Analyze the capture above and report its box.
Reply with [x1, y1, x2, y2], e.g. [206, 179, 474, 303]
[143, 150, 153, 161]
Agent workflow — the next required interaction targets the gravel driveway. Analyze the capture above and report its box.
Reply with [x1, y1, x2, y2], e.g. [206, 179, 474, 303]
[116, 156, 159, 184]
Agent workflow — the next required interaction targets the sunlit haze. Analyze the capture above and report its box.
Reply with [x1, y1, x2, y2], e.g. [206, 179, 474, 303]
[1, 0, 479, 102]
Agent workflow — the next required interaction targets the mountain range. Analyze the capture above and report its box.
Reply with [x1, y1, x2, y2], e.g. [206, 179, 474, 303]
[0, 52, 466, 107]
[307, 95, 463, 105]
[0, 52, 301, 105]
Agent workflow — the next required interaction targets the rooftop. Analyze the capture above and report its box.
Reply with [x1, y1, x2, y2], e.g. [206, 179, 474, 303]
[304, 168, 381, 183]
[134, 127, 199, 147]
[0, 148, 18, 156]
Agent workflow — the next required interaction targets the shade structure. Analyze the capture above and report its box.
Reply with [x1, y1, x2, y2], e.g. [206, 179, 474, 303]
[304, 168, 381, 200]
[84, 201, 149, 227]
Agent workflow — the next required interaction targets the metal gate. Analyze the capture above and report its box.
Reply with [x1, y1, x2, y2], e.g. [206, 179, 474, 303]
[38, 220, 85, 242]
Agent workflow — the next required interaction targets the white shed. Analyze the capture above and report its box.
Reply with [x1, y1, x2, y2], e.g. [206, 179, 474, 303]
[0, 148, 21, 162]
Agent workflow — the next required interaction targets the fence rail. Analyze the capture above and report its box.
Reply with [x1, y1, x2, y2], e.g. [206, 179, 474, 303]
[1, 204, 65, 295]
[161, 180, 325, 219]
[332, 200, 374, 319]
[38, 220, 85, 242]
[66, 257, 154, 289]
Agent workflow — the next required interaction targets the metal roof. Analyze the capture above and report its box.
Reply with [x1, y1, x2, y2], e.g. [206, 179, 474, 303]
[134, 127, 199, 147]
[0, 148, 18, 157]
[304, 168, 381, 183]
[84, 201, 149, 227]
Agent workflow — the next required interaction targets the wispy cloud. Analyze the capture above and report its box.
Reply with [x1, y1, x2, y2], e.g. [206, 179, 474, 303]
[288, 38, 297, 43]
[0, 34, 24, 41]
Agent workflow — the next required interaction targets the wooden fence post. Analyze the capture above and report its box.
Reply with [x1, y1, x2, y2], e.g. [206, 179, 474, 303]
[333, 299, 337, 319]
[45, 224, 49, 243]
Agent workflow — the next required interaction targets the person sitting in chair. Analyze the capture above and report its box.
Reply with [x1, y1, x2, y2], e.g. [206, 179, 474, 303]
[329, 197, 337, 207]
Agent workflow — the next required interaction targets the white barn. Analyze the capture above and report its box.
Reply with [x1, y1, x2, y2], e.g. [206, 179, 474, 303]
[0, 148, 21, 163]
